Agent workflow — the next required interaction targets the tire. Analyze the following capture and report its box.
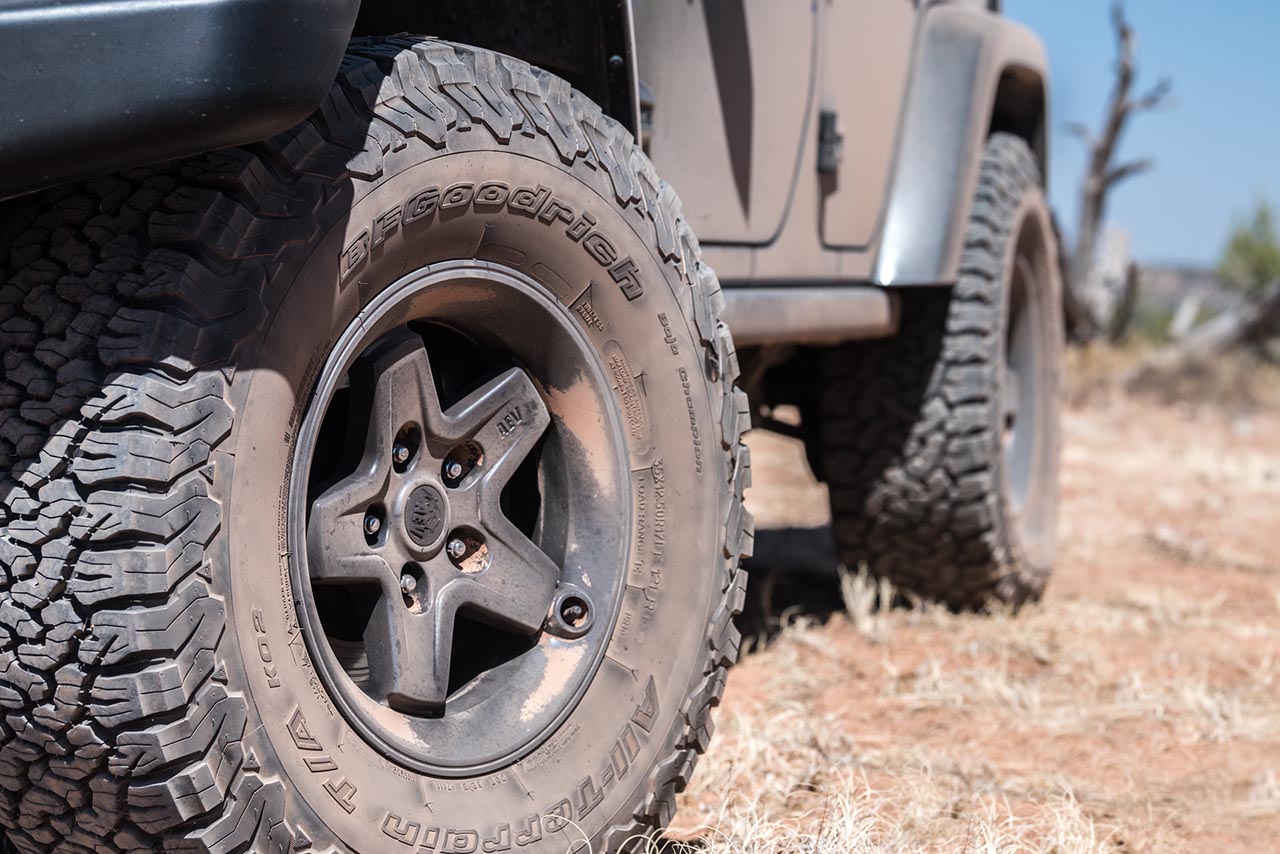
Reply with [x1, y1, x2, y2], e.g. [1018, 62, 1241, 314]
[815, 133, 1062, 609]
[0, 38, 752, 854]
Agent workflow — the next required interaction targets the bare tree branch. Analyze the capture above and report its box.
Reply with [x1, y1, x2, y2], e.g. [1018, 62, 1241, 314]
[1129, 76, 1173, 112]
[1127, 281, 1280, 388]
[1064, 1, 1172, 344]
[1103, 159, 1153, 188]
[1106, 262, 1141, 344]
[1064, 122, 1096, 147]
[1110, 1, 1131, 53]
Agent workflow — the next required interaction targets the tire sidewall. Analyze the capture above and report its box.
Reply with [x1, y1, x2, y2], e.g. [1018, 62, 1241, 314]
[221, 148, 721, 850]
[995, 184, 1063, 579]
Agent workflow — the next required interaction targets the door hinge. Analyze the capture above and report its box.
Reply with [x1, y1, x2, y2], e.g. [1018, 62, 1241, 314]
[817, 109, 843, 174]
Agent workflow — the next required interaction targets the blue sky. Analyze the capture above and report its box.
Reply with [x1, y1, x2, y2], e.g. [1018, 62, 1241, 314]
[1005, 0, 1279, 267]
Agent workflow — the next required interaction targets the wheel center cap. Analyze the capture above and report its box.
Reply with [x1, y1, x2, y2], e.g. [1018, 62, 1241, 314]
[405, 483, 447, 547]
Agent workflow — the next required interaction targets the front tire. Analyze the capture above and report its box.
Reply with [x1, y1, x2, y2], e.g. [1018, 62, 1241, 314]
[0, 38, 751, 853]
[814, 133, 1062, 609]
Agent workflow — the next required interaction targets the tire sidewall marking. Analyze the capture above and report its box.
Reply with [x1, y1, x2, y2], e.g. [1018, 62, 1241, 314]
[223, 151, 722, 849]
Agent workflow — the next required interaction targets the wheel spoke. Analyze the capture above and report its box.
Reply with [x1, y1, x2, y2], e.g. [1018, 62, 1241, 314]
[454, 518, 561, 633]
[363, 596, 452, 710]
[357, 329, 445, 461]
[306, 328, 563, 712]
[306, 478, 390, 583]
[1004, 367, 1021, 430]
[440, 367, 551, 487]
[438, 368, 557, 631]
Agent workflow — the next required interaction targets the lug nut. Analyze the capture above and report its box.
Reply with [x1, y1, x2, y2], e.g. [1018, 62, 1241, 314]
[363, 513, 382, 537]
[443, 460, 464, 481]
[400, 573, 417, 595]
[446, 537, 467, 561]
[393, 444, 411, 466]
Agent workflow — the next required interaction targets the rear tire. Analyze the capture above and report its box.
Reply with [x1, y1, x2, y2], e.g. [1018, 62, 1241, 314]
[0, 38, 751, 853]
[815, 133, 1062, 609]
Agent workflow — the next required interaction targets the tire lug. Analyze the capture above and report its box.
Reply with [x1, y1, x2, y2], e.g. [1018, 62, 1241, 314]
[400, 573, 417, 595]
[443, 460, 464, 481]
[446, 537, 467, 561]
[364, 513, 382, 537]
[393, 444, 411, 465]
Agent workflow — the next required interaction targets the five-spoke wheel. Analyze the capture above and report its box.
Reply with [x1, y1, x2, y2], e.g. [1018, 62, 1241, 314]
[305, 329, 565, 711]
[288, 263, 631, 776]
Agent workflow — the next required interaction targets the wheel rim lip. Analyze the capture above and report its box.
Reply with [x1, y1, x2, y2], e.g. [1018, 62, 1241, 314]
[287, 260, 631, 776]
[1004, 255, 1037, 514]
[1000, 203, 1056, 570]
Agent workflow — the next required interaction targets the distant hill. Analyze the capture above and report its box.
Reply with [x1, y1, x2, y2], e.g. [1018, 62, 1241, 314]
[1139, 264, 1243, 315]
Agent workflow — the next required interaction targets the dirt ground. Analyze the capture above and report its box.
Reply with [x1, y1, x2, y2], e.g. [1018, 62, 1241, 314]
[666, 387, 1280, 852]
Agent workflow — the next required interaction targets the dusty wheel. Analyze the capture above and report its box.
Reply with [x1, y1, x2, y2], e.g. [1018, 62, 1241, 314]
[815, 133, 1062, 609]
[0, 38, 751, 853]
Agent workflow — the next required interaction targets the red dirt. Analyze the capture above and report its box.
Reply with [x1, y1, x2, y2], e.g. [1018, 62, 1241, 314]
[675, 395, 1280, 852]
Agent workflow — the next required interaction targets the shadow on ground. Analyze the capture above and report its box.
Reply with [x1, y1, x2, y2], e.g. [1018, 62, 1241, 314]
[736, 525, 847, 645]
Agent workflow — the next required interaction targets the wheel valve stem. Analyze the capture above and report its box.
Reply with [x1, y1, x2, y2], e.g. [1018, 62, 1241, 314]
[447, 537, 467, 560]
[393, 444, 411, 465]
[363, 513, 381, 536]
[444, 460, 464, 480]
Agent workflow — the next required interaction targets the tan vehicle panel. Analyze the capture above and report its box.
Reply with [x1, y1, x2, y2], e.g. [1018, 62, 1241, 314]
[819, 0, 915, 249]
[635, 0, 816, 244]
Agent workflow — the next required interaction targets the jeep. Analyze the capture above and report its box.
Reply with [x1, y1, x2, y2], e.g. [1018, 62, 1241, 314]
[0, 1, 1060, 850]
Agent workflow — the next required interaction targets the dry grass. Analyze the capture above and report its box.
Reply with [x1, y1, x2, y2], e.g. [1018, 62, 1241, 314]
[1066, 342, 1280, 410]
[663, 616, 1117, 853]
[662, 390, 1280, 854]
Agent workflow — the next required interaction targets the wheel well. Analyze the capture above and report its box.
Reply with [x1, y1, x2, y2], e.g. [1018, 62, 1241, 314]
[352, 0, 638, 135]
[988, 65, 1047, 181]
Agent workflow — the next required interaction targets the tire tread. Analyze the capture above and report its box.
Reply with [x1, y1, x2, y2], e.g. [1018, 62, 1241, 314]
[0, 37, 750, 852]
[816, 133, 1047, 610]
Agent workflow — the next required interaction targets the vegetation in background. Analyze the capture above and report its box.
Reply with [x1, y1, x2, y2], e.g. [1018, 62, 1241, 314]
[1123, 199, 1280, 387]
[1218, 199, 1280, 301]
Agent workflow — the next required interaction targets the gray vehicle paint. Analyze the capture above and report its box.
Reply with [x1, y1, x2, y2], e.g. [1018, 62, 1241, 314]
[874, 5, 1049, 286]
[0, 0, 1047, 346]
[635, 0, 1049, 317]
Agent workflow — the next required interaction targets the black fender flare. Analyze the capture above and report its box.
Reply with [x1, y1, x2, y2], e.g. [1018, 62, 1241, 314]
[353, 0, 640, 139]
[0, 0, 639, 202]
[0, 0, 361, 201]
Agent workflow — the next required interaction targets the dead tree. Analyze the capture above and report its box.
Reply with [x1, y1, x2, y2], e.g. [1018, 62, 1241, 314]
[1127, 281, 1280, 389]
[1106, 261, 1141, 344]
[1168, 287, 1207, 341]
[1065, 2, 1171, 341]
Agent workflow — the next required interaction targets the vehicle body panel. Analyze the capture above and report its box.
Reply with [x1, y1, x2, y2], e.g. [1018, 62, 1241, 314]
[0, 0, 639, 202]
[873, 4, 1049, 285]
[0, 0, 1049, 346]
[0, 0, 360, 201]
[633, 0, 816, 244]
[819, 0, 915, 250]
[635, 0, 1049, 294]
